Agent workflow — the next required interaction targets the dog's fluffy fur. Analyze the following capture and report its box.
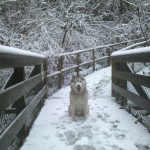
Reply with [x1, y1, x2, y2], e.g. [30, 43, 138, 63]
[68, 74, 89, 121]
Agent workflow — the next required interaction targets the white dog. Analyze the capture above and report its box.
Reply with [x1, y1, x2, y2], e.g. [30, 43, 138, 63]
[68, 74, 89, 121]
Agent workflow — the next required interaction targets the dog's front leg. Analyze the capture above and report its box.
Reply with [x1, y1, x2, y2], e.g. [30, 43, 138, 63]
[68, 105, 71, 116]
[71, 108, 76, 121]
[83, 106, 88, 119]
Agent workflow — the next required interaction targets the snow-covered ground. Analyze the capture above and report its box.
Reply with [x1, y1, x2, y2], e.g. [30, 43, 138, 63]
[20, 67, 150, 150]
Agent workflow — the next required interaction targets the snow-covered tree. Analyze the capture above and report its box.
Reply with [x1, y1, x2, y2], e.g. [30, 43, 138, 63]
[0, 0, 149, 55]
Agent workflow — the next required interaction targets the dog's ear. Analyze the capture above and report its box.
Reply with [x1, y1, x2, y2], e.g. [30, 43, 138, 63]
[70, 73, 76, 84]
[79, 74, 84, 80]
[72, 72, 77, 78]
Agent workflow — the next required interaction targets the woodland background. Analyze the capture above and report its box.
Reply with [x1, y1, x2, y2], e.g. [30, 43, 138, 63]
[0, 0, 150, 55]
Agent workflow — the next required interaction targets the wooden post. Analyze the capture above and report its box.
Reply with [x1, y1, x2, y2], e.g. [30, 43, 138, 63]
[25, 64, 42, 135]
[44, 60, 48, 99]
[107, 48, 111, 66]
[57, 56, 63, 88]
[92, 49, 96, 71]
[12, 67, 26, 142]
[12, 67, 25, 115]
[116, 62, 127, 107]
[111, 62, 116, 97]
[76, 53, 80, 76]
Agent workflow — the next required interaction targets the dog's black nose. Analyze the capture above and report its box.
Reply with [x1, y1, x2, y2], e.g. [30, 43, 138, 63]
[77, 85, 81, 92]
[77, 85, 81, 89]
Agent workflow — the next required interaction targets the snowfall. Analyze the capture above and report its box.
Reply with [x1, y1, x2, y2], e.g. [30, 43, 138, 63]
[20, 67, 150, 150]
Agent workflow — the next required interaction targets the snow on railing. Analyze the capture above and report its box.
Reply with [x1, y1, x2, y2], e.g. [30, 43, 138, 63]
[112, 47, 150, 56]
[0, 45, 44, 58]
[119, 40, 149, 51]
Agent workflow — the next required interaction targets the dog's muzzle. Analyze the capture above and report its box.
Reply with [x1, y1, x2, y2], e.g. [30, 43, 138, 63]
[77, 84, 81, 92]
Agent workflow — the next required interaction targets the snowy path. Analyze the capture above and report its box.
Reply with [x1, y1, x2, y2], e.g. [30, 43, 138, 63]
[21, 67, 150, 150]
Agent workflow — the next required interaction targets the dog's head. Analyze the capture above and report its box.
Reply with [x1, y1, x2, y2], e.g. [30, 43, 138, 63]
[70, 74, 86, 93]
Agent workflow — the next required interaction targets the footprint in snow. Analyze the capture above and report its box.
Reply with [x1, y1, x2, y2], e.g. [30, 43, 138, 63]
[102, 131, 112, 138]
[52, 113, 57, 116]
[57, 130, 78, 145]
[61, 125, 66, 130]
[56, 133, 65, 141]
[97, 112, 110, 123]
[77, 125, 93, 139]
[56, 123, 66, 129]
[64, 130, 78, 145]
[51, 122, 58, 126]
[57, 124, 93, 146]
[97, 114, 107, 122]
[135, 143, 150, 150]
[56, 108, 62, 110]
[109, 120, 120, 131]
[43, 136, 50, 139]
[109, 145, 124, 150]
[114, 132, 126, 140]
[90, 118, 97, 123]
[103, 112, 110, 118]
[74, 145, 96, 150]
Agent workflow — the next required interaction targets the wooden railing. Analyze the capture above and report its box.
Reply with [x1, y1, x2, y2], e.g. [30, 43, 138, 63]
[48, 49, 110, 89]
[47, 38, 145, 90]
[0, 45, 47, 150]
[0, 38, 146, 150]
[111, 45, 150, 114]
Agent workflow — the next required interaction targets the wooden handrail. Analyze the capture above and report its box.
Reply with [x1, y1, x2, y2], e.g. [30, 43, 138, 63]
[0, 45, 45, 69]
[0, 45, 47, 150]
[111, 47, 150, 62]
[47, 39, 145, 89]
[56, 38, 144, 57]
[111, 43, 150, 114]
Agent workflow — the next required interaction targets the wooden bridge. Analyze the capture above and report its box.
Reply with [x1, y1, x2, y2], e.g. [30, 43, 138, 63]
[0, 39, 150, 150]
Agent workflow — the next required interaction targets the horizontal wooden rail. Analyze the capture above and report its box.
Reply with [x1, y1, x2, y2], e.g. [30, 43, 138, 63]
[61, 65, 78, 72]
[112, 84, 150, 113]
[0, 72, 46, 112]
[80, 60, 94, 66]
[119, 40, 148, 51]
[47, 71, 61, 78]
[95, 56, 109, 62]
[112, 70, 150, 87]
[56, 38, 144, 57]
